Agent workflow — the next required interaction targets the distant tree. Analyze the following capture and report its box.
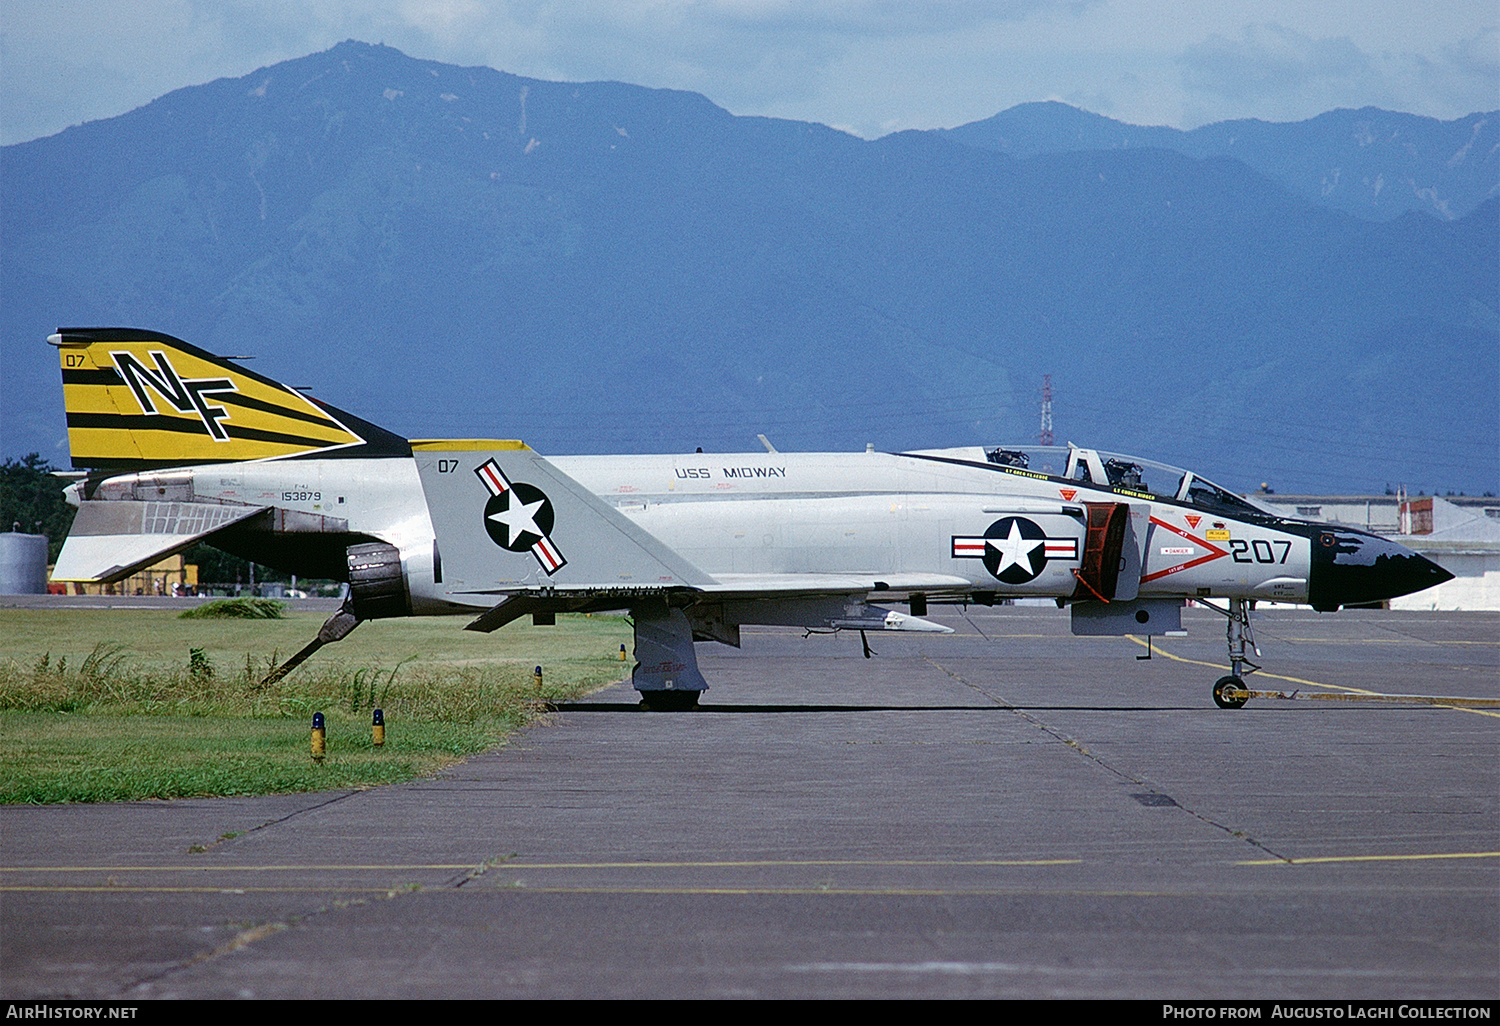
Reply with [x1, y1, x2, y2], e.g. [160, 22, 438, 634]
[181, 543, 301, 589]
[0, 455, 77, 563]
[182, 543, 275, 589]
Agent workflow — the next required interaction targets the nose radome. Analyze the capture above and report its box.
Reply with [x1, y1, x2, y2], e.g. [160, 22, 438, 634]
[1306, 528, 1454, 611]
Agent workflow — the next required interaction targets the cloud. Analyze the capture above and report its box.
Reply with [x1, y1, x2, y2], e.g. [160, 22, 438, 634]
[1178, 20, 1498, 125]
[402, 1, 1088, 111]
[1421, 27, 1500, 112]
[1442, 26, 1500, 79]
[1180, 23, 1392, 108]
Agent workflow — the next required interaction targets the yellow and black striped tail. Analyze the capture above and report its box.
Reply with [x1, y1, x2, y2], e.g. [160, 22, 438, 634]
[51, 327, 410, 471]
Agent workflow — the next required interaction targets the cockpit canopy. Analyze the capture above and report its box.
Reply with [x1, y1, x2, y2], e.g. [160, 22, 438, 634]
[972, 444, 1278, 517]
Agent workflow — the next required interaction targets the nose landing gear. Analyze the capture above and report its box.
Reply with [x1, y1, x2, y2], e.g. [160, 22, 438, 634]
[1203, 596, 1260, 709]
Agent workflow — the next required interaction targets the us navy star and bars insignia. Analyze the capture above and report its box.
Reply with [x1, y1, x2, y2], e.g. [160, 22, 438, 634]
[952, 516, 1079, 584]
[475, 458, 567, 574]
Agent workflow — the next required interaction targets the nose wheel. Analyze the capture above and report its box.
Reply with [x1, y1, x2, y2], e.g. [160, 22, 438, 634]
[1213, 675, 1248, 709]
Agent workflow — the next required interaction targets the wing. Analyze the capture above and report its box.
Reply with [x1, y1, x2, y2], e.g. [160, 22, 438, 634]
[704, 572, 975, 597]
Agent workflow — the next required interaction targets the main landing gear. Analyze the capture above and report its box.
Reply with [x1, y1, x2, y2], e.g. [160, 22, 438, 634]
[631, 605, 708, 712]
[1208, 596, 1261, 710]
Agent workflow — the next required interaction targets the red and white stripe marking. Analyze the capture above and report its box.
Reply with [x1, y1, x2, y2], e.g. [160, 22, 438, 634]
[532, 535, 566, 574]
[476, 459, 509, 496]
[951, 538, 987, 558]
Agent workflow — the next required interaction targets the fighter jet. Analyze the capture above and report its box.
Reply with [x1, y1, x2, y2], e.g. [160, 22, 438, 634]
[47, 328, 1453, 709]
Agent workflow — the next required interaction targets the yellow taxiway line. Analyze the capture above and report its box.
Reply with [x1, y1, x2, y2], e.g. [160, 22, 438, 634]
[1125, 635, 1500, 718]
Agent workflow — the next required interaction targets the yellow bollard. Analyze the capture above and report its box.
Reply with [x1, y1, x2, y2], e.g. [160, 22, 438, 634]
[619, 644, 627, 662]
[372, 708, 385, 747]
[311, 711, 326, 762]
[533, 665, 543, 691]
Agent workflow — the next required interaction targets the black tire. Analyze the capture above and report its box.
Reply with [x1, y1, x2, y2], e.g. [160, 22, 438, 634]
[638, 690, 702, 712]
[1213, 675, 1248, 709]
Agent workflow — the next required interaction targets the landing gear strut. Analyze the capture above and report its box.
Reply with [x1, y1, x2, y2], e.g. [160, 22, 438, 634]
[1211, 596, 1261, 709]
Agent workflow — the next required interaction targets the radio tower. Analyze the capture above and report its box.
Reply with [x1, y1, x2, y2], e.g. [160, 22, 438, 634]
[1039, 375, 1054, 446]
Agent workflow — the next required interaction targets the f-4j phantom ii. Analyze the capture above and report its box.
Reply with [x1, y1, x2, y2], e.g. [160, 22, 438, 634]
[49, 328, 1453, 710]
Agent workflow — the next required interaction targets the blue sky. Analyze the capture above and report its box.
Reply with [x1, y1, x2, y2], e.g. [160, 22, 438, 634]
[3, 1, 1496, 146]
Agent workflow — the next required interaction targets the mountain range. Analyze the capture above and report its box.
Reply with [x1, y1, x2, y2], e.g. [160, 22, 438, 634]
[2, 41, 1495, 495]
[942, 101, 1497, 223]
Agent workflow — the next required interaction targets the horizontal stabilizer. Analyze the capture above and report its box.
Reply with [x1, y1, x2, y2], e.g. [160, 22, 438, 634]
[463, 592, 630, 633]
[50, 500, 265, 582]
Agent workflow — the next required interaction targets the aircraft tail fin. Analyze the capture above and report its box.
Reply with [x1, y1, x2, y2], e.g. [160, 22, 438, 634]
[50, 327, 409, 471]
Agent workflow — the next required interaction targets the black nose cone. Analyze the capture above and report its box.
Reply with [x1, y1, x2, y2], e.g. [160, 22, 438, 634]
[1307, 528, 1454, 611]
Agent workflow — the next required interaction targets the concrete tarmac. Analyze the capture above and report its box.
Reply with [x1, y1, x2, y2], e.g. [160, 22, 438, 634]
[2, 606, 1496, 999]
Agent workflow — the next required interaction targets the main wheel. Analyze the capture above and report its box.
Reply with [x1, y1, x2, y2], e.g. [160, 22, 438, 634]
[1213, 675, 1248, 709]
[638, 690, 702, 712]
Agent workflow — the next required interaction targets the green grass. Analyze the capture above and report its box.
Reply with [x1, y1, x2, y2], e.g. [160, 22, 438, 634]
[0, 608, 632, 803]
[178, 597, 287, 619]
